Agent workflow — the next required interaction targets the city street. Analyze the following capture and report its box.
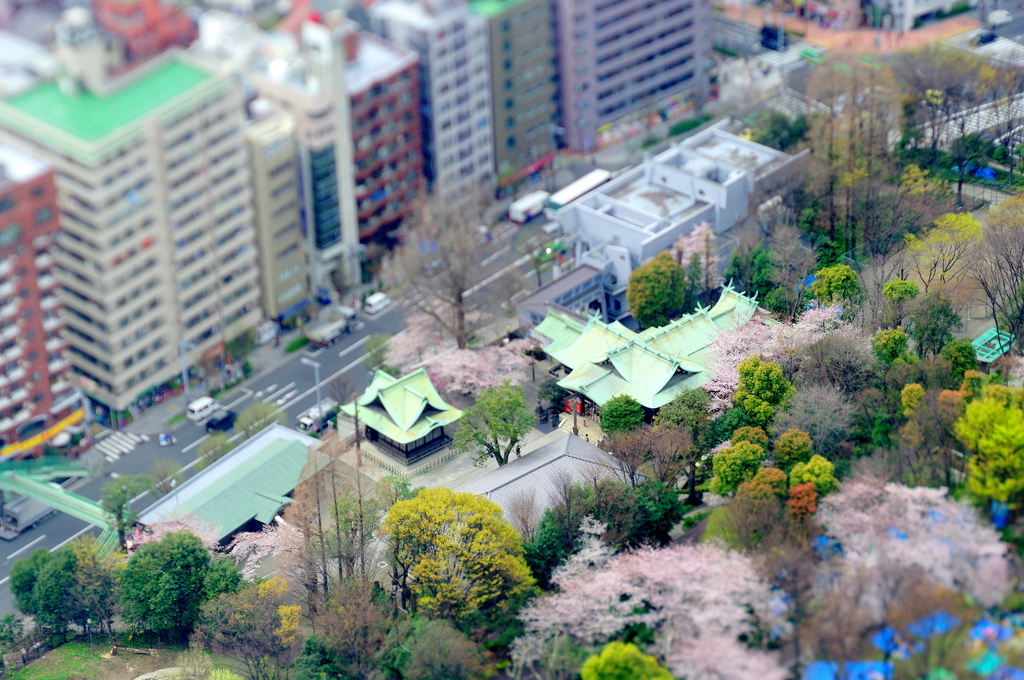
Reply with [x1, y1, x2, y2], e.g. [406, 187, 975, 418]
[0, 213, 558, 615]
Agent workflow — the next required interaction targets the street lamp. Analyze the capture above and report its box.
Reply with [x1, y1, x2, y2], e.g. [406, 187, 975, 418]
[178, 340, 196, 405]
[300, 357, 322, 410]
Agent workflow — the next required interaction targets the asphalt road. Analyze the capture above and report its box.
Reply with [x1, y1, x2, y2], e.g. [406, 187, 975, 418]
[0, 215, 554, 615]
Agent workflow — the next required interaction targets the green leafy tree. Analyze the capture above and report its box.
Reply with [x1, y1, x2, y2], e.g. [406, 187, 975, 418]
[66, 537, 123, 635]
[748, 466, 789, 498]
[956, 388, 1024, 512]
[774, 429, 814, 473]
[120, 531, 214, 642]
[375, 618, 485, 680]
[709, 441, 768, 496]
[654, 387, 711, 434]
[236, 402, 286, 440]
[908, 291, 962, 356]
[811, 264, 861, 305]
[731, 425, 769, 451]
[882, 279, 920, 327]
[452, 380, 535, 466]
[381, 487, 535, 621]
[9, 548, 72, 642]
[626, 252, 685, 328]
[9, 548, 52, 620]
[363, 333, 391, 373]
[724, 242, 777, 300]
[150, 459, 184, 498]
[100, 474, 153, 550]
[872, 328, 912, 367]
[940, 339, 978, 383]
[197, 433, 235, 471]
[905, 212, 982, 292]
[735, 356, 795, 426]
[538, 378, 570, 416]
[789, 455, 838, 496]
[204, 556, 243, 601]
[601, 395, 645, 436]
[225, 326, 258, 361]
[581, 641, 672, 680]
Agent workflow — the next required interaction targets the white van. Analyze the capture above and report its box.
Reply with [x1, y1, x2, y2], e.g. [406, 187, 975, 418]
[364, 292, 393, 315]
[186, 396, 217, 423]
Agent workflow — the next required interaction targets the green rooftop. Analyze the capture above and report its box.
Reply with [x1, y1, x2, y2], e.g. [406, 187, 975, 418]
[972, 327, 1015, 363]
[469, 0, 539, 18]
[342, 369, 462, 445]
[5, 60, 210, 142]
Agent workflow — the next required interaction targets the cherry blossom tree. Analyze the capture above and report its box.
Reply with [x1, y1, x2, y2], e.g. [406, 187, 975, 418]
[671, 221, 722, 303]
[817, 477, 1010, 607]
[513, 543, 786, 680]
[136, 514, 221, 551]
[228, 520, 305, 581]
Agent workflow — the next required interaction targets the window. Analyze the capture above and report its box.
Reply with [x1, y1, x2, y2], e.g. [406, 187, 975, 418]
[0, 196, 13, 213]
[31, 186, 45, 199]
[507, 137, 516, 149]
[35, 207, 52, 224]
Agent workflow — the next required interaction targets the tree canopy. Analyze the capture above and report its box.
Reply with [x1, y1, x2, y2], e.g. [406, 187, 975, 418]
[626, 252, 685, 328]
[451, 380, 535, 466]
[601, 395, 645, 436]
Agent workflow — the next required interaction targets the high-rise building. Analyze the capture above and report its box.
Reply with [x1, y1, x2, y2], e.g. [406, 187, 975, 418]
[246, 21, 362, 291]
[243, 110, 311, 323]
[93, 0, 196, 64]
[370, 0, 494, 197]
[470, 0, 557, 187]
[552, 0, 711, 153]
[0, 145, 78, 450]
[0, 31, 262, 419]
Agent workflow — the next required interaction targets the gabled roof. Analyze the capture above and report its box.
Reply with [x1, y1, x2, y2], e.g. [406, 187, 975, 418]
[539, 285, 764, 409]
[341, 368, 462, 444]
[533, 310, 586, 354]
[137, 424, 326, 540]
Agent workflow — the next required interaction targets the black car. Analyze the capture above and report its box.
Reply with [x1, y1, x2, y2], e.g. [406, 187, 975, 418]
[205, 409, 236, 433]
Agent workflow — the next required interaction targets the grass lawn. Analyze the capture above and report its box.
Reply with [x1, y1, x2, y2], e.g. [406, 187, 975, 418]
[164, 413, 185, 427]
[700, 506, 738, 548]
[8, 641, 239, 680]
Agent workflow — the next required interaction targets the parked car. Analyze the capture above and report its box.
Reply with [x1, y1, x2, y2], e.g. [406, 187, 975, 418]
[205, 409, 236, 433]
[158, 433, 177, 447]
[989, 9, 1012, 27]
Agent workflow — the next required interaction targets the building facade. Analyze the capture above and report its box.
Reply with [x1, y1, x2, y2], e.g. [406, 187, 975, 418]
[347, 29, 424, 241]
[93, 0, 196, 64]
[0, 47, 262, 418]
[0, 145, 78, 449]
[471, 0, 558, 186]
[243, 111, 311, 322]
[552, 0, 712, 153]
[370, 0, 495, 197]
[246, 21, 363, 292]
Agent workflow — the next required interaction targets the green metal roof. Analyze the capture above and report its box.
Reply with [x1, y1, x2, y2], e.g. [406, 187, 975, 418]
[137, 425, 329, 539]
[5, 60, 210, 142]
[972, 327, 1015, 363]
[342, 369, 462, 445]
[545, 285, 764, 409]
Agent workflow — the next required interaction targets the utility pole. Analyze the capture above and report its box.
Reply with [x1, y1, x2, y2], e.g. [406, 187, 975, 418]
[300, 356, 323, 412]
[178, 340, 196, 405]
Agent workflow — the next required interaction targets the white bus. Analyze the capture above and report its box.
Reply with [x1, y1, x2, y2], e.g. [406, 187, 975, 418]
[545, 169, 612, 218]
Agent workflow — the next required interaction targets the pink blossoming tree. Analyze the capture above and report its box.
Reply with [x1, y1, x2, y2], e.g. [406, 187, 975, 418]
[817, 477, 1010, 607]
[228, 520, 305, 581]
[135, 514, 221, 551]
[513, 543, 786, 680]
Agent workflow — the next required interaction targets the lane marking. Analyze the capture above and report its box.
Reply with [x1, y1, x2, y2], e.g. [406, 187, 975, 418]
[263, 382, 295, 403]
[338, 336, 370, 359]
[52, 525, 94, 552]
[224, 392, 252, 409]
[182, 434, 209, 454]
[278, 351, 372, 412]
[466, 254, 531, 296]
[7, 535, 47, 561]
[481, 245, 510, 266]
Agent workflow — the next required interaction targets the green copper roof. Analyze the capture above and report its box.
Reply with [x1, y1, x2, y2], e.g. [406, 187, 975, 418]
[342, 369, 462, 445]
[545, 285, 764, 409]
[470, 0, 539, 18]
[534, 311, 585, 354]
[973, 327, 1015, 363]
[4, 60, 210, 142]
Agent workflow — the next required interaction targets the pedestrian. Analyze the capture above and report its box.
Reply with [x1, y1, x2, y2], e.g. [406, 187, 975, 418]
[583, 419, 587, 427]
[585, 434, 590, 442]
[516, 445, 521, 458]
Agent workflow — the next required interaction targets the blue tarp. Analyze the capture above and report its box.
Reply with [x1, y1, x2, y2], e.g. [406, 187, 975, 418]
[993, 667, 1024, 680]
[803, 661, 839, 680]
[845, 661, 894, 680]
[871, 628, 900, 654]
[971, 619, 1014, 644]
[814, 535, 842, 558]
[975, 167, 997, 180]
[909, 611, 960, 639]
[887, 527, 909, 540]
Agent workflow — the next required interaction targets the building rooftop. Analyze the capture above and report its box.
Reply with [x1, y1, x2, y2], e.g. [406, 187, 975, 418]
[341, 368, 462, 444]
[4, 59, 211, 142]
[137, 424, 326, 540]
[0, 144, 49, 184]
[347, 31, 417, 94]
[517, 264, 603, 320]
[457, 430, 620, 528]
[370, 0, 463, 30]
[469, 0, 535, 18]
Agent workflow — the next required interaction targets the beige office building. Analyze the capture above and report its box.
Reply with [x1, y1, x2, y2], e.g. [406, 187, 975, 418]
[243, 111, 310, 322]
[0, 34, 262, 415]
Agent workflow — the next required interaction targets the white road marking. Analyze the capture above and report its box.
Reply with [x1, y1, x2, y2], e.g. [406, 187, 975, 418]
[224, 392, 252, 409]
[52, 525, 94, 552]
[7, 535, 47, 561]
[263, 382, 294, 403]
[481, 245, 510, 266]
[279, 351, 373, 412]
[182, 434, 209, 453]
[466, 254, 531, 296]
[338, 336, 370, 358]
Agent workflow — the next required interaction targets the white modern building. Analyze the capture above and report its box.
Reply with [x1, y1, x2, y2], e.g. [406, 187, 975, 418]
[369, 0, 495, 197]
[0, 13, 262, 417]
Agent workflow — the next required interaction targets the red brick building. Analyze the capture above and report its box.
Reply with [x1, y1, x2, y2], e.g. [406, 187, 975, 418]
[0, 146, 76, 453]
[347, 30, 424, 242]
[93, 0, 195, 63]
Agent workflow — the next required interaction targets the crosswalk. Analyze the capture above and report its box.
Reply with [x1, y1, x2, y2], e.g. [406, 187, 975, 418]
[946, 29, 1024, 67]
[765, 88, 830, 119]
[754, 40, 824, 71]
[94, 431, 148, 463]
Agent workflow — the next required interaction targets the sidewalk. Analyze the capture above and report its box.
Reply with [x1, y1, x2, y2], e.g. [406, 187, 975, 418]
[121, 327, 304, 436]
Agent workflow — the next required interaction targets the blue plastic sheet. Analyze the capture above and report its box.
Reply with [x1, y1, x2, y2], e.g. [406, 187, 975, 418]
[887, 527, 909, 540]
[909, 611, 960, 639]
[845, 661, 894, 680]
[871, 628, 900, 654]
[971, 619, 1014, 644]
[803, 660, 838, 680]
[992, 667, 1024, 680]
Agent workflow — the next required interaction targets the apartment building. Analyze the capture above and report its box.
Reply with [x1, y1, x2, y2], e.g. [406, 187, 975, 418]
[348, 29, 424, 241]
[243, 111, 311, 322]
[246, 21, 362, 291]
[93, 0, 196, 64]
[0, 22, 261, 418]
[552, 0, 711, 153]
[0, 145, 78, 450]
[471, 0, 558, 185]
[370, 0, 495, 197]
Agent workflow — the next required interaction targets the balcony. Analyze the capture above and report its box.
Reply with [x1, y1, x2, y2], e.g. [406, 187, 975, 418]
[1, 345, 23, 363]
[0, 417, 13, 433]
[50, 390, 81, 414]
[47, 358, 71, 374]
[34, 253, 55, 270]
[38, 274, 60, 290]
[0, 325, 18, 342]
[0, 281, 16, 298]
[40, 296, 62, 312]
[42, 316, 64, 333]
[51, 379, 75, 394]
[0, 303, 19, 321]
[45, 336, 68, 353]
[0, 260, 11, 278]
[0, 367, 26, 389]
